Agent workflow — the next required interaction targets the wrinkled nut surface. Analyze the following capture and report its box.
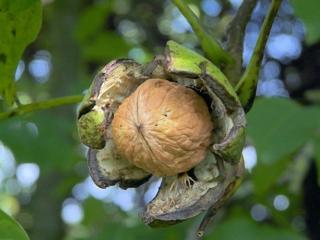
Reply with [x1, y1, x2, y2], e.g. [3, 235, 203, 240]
[112, 79, 213, 176]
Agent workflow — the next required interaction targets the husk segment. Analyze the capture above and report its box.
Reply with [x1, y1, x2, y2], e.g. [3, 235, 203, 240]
[141, 154, 244, 226]
[78, 59, 151, 189]
[141, 41, 246, 226]
[88, 140, 151, 189]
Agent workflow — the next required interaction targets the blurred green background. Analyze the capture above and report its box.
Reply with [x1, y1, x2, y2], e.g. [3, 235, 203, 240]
[0, 0, 320, 239]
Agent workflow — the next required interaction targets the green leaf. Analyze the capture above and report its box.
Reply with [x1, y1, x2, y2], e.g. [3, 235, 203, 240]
[291, 0, 320, 44]
[211, 215, 304, 240]
[82, 32, 130, 61]
[0, 0, 42, 105]
[247, 98, 320, 194]
[248, 98, 320, 164]
[252, 154, 292, 196]
[75, 0, 130, 62]
[75, 1, 112, 42]
[0, 209, 29, 240]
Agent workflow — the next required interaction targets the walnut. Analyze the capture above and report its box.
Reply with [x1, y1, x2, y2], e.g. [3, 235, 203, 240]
[112, 79, 213, 176]
[77, 41, 246, 238]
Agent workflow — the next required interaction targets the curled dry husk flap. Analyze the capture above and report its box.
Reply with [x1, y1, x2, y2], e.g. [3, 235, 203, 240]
[77, 59, 152, 189]
[77, 41, 246, 227]
[87, 140, 151, 189]
[141, 154, 244, 226]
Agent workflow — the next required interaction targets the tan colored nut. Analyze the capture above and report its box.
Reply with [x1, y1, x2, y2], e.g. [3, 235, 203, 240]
[112, 79, 213, 176]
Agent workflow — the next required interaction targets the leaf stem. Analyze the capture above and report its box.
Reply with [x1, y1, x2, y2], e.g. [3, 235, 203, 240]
[171, 0, 232, 65]
[236, 0, 283, 112]
[225, 0, 258, 86]
[0, 95, 83, 120]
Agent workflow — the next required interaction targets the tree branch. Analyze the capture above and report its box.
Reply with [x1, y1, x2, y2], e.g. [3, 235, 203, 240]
[0, 95, 83, 120]
[171, 0, 232, 65]
[236, 0, 283, 112]
[225, 0, 258, 86]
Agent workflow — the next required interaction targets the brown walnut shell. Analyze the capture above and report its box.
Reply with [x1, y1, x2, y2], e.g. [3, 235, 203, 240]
[112, 79, 213, 176]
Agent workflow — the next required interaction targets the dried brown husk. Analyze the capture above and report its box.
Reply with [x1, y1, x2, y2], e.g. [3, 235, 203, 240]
[141, 153, 244, 226]
[83, 59, 152, 188]
[88, 140, 151, 189]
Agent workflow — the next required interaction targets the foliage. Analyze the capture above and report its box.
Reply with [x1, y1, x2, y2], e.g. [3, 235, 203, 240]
[291, 0, 320, 44]
[0, 0, 42, 105]
[247, 98, 320, 195]
[0, 209, 29, 240]
[211, 212, 304, 240]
